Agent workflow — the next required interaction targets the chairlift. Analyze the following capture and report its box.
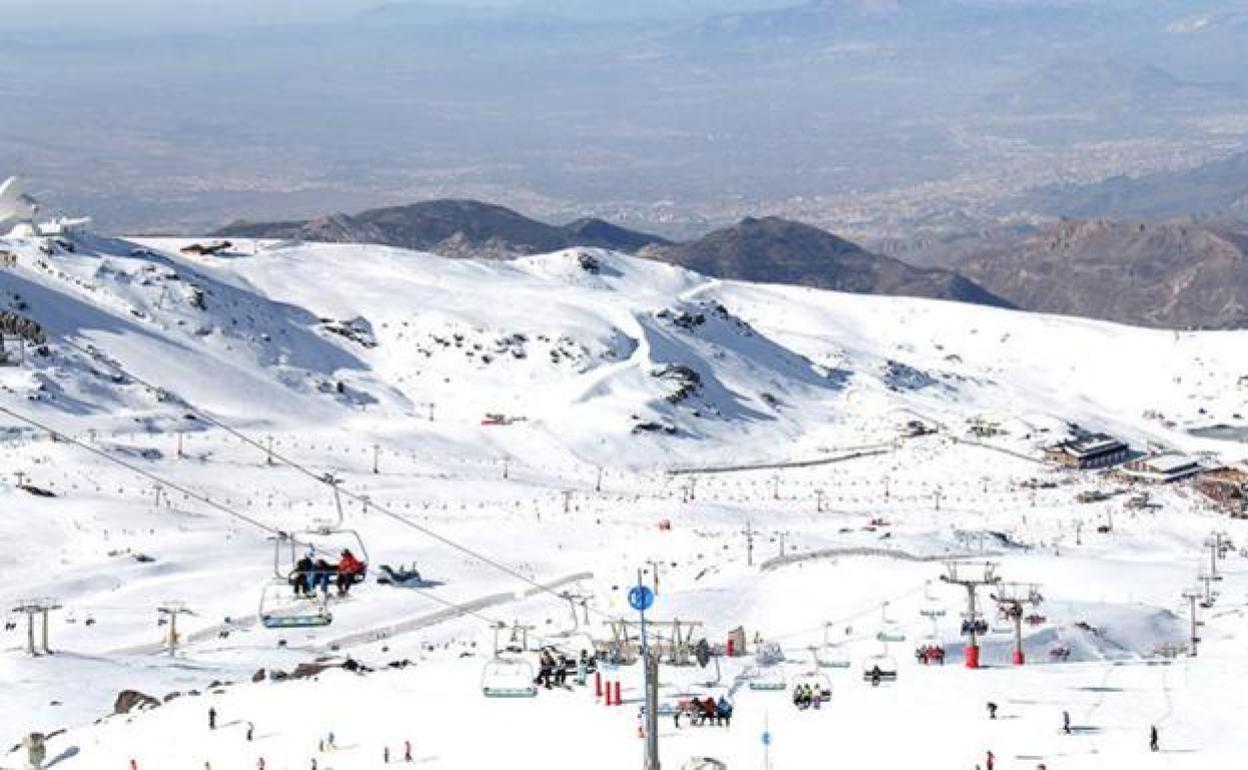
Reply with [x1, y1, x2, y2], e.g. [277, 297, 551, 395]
[747, 665, 788, 691]
[919, 581, 947, 619]
[876, 602, 906, 643]
[481, 657, 538, 698]
[861, 653, 898, 686]
[258, 579, 332, 629]
[812, 635, 851, 670]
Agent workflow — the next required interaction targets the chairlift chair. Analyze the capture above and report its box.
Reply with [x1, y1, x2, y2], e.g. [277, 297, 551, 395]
[876, 601, 907, 643]
[258, 579, 332, 629]
[920, 581, 947, 619]
[481, 656, 538, 698]
[747, 665, 788, 691]
[861, 653, 898, 685]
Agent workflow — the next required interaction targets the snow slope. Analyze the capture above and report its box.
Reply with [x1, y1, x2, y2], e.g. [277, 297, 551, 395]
[0, 230, 1246, 769]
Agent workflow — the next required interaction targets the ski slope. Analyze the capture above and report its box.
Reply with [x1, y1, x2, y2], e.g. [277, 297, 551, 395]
[0, 230, 1246, 769]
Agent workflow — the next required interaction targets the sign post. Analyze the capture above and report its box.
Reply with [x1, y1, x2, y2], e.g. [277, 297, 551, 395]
[629, 572, 658, 770]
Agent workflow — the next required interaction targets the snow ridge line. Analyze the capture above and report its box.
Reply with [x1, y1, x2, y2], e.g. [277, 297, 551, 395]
[759, 546, 987, 572]
[666, 444, 896, 475]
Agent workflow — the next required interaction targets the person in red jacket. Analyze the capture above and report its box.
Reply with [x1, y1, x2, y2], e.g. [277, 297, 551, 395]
[336, 549, 365, 595]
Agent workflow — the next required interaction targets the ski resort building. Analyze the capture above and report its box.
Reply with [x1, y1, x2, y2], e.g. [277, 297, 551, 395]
[1196, 466, 1248, 517]
[1119, 453, 1204, 484]
[1044, 433, 1130, 469]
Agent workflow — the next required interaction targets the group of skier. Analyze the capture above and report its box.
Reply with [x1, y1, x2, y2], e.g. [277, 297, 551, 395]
[535, 648, 593, 689]
[673, 695, 733, 727]
[791, 683, 829, 710]
[290, 548, 366, 597]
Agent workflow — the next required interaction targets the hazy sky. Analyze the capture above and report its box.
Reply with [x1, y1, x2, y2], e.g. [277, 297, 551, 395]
[0, 0, 791, 30]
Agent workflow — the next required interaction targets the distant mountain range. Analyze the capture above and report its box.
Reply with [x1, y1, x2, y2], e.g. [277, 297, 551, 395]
[640, 216, 1011, 308]
[216, 200, 671, 259]
[1022, 149, 1248, 221]
[220, 197, 1248, 329]
[219, 203, 1009, 309]
[946, 219, 1248, 329]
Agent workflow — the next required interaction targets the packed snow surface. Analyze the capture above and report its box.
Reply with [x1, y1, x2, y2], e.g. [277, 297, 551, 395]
[0, 233, 1246, 769]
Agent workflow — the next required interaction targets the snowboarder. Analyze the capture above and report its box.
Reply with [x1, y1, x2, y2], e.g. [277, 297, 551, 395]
[987, 702, 998, 720]
[208, 707, 217, 730]
[247, 722, 255, 741]
[1062, 710, 1071, 734]
[405, 740, 413, 762]
[1150, 724, 1159, 752]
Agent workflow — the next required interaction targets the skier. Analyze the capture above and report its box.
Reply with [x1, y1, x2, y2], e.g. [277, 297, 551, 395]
[293, 554, 314, 595]
[337, 549, 365, 595]
[247, 722, 255, 741]
[987, 702, 998, 720]
[208, 707, 217, 730]
[384, 747, 390, 764]
[405, 740, 413, 762]
[1062, 710, 1071, 735]
[257, 760, 265, 770]
[576, 650, 589, 686]
[986, 750, 996, 770]
[1150, 724, 1159, 752]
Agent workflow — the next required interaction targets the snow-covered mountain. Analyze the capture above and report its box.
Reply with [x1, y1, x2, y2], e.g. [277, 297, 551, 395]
[2, 231, 1245, 467]
[2, 227, 1248, 770]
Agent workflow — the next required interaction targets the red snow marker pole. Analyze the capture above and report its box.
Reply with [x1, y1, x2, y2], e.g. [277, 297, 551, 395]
[594, 670, 602, 698]
[613, 680, 622, 706]
[1012, 648, 1025, 666]
[965, 644, 980, 669]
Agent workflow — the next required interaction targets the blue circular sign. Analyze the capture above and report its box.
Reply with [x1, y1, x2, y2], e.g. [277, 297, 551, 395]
[762, 731, 771, 746]
[628, 585, 654, 611]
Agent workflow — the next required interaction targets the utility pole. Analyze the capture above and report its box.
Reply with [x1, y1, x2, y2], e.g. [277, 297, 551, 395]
[595, 467, 603, 493]
[644, 646, 660, 770]
[743, 522, 755, 567]
[1180, 589, 1203, 657]
[266, 434, 274, 466]
[991, 582, 1042, 666]
[1196, 573, 1219, 609]
[1204, 533, 1226, 581]
[682, 477, 697, 503]
[645, 560, 661, 596]
[12, 599, 61, 656]
[427, 402, 435, 422]
[152, 483, 164, 509]
[941, 562, 999, 669]
[501, 456, 510, 480]
[815, 489, 825, 513]
[771, 475, 780, 501]
[561, 490, 573, 514]
[934, 487, 943, 511]
[158, 602, 193, 657]
[176, 431, 184, 459]
[372, 444, 381, 475]
[778, 531, 787, 558]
